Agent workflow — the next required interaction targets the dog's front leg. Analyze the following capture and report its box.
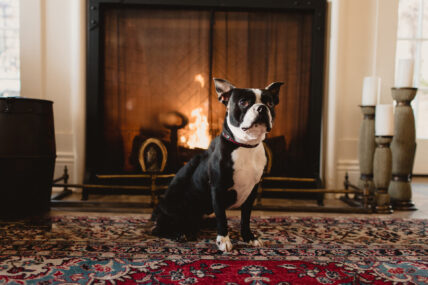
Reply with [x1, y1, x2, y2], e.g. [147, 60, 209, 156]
[241, 184, 264, 247]
[211, 187, 233, 252]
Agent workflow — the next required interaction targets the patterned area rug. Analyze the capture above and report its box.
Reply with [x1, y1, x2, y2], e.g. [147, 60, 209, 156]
[0, 216, 427, 284]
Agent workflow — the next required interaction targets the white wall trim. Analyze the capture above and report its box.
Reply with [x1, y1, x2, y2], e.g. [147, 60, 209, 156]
[54, 151, 75, 182]
[336, 159, 359, 189]
[56, 151, 75, 163]
[336, 159, 359, 171]
[324, 0, 339, 188]
[70, 0, 86, 184]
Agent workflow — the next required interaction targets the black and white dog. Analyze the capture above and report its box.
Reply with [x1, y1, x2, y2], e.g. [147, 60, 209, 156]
[152, 78, 283, 252]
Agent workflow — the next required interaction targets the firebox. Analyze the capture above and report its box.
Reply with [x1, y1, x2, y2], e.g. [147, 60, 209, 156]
[86, 0, 326, 199]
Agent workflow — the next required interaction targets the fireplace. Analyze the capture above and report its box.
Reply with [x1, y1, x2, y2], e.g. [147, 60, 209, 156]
[86, 0, 326, 194]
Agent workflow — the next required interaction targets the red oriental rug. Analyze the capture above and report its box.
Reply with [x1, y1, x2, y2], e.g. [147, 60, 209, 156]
[0, 216, 427, 284]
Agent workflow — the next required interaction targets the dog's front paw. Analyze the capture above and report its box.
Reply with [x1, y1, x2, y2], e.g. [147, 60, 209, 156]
[216, 235, 233, 252]
[248, 238, 264, 247]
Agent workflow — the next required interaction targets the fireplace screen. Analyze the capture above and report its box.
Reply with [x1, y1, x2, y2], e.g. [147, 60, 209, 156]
[101, 7, 314, 177]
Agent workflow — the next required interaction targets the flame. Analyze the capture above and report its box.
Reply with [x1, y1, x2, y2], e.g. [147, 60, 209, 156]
[180, 107, 211, 149]
[194, 74, 205, 87]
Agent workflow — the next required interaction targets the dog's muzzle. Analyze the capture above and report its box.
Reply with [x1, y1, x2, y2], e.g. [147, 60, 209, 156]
[241, 104, 272, 132]
[256, 105, 272, 131]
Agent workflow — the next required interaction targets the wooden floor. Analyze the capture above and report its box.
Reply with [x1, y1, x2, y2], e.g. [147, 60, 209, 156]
[51, 177, 428, 219]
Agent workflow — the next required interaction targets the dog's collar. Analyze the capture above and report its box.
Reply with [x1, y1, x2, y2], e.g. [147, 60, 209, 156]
[221, 132, 259, 148]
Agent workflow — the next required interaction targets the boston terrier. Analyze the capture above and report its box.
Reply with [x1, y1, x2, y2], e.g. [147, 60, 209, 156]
[151, 78, 283, 252]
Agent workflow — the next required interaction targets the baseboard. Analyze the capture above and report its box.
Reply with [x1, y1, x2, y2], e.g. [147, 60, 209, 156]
[54, 152, 75, 183]
[413, 174, 428, 178]
[56, 151, 74, 162]
[336, 159, 359, 189]
[336, 159, 359, 170]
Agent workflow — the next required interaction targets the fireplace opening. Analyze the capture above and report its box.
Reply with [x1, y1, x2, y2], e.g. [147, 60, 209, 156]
[86, 0, 326, 195]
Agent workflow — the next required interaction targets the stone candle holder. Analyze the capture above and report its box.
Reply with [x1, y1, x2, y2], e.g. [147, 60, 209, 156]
[373, 136, 393, 214]
[358, 106, 376, 193]
[388, 87, 418, 211]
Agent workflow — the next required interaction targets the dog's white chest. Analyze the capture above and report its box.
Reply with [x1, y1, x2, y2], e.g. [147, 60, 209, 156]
[229, 144, 266, 208]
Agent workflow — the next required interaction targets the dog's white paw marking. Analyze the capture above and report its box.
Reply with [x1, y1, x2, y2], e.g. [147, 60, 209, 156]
[248, 238, 264, 247]
[216, 235, 233, 252]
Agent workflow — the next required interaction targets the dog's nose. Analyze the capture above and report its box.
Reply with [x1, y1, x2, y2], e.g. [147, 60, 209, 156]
[257, 105, 267, 113]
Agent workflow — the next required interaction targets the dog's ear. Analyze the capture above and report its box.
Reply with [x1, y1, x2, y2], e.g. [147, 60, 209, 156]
[213, 78, 235, 105]
[265, 82, 284, 105]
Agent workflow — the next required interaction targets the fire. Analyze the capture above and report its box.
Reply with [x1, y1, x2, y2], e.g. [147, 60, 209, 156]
[180, 107, 211, 149]
[194, 74, 205, 87]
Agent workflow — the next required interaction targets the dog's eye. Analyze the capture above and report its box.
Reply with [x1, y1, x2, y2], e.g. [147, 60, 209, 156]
[267, 101, 274, 108]
[239, 99, 249, 107]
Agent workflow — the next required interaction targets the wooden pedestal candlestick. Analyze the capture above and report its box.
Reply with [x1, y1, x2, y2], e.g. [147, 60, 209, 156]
[373, 136, 393, 214]
[388, 88, 418, 211]
[358, 106, 376, 193]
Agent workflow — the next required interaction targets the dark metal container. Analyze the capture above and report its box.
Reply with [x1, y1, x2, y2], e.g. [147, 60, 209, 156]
[0, 97, 56, 217]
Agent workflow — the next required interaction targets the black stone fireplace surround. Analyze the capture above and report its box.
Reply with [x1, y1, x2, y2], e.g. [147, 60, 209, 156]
[85, 0, 326, 201]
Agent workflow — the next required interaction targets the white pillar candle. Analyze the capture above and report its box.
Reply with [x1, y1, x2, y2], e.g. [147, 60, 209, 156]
[362, 76, 380, 105]
[375, 104, 394, 136]
[395, 59, 414, 88]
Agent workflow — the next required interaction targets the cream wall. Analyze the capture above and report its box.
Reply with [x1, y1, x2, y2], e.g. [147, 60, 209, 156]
[20, 0, 86, 184]
[324, 0, 399, 188]
[20, 0, 399, 188]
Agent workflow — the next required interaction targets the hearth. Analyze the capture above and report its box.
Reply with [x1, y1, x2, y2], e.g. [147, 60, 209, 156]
[85, 0, 326, 198]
